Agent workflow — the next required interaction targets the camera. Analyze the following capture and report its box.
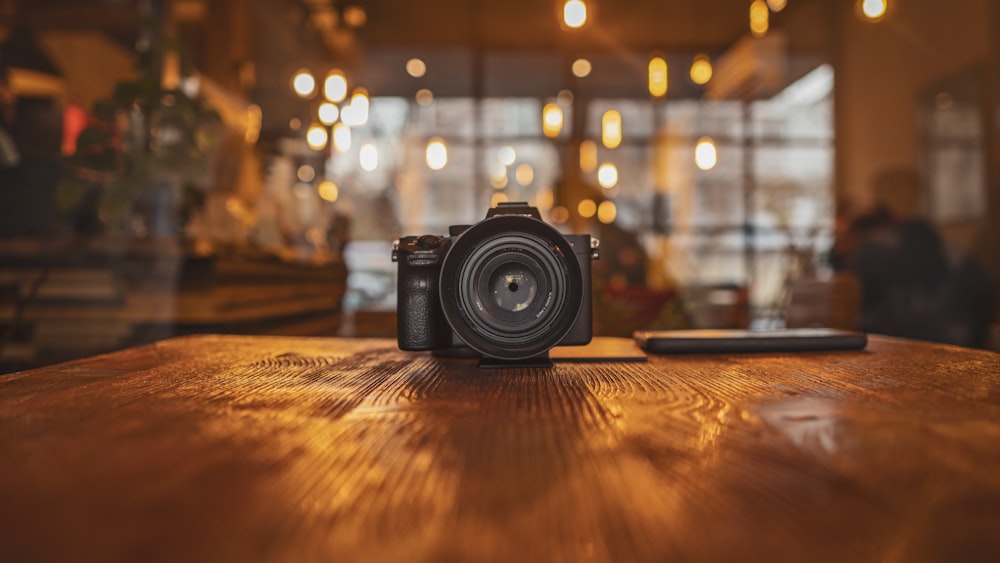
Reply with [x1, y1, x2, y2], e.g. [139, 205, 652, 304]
[392, 202, 599, 365]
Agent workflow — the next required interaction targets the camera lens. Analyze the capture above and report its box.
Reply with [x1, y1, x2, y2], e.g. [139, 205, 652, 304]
[489, 265, 537, 313]
[439, 215, 583, 360]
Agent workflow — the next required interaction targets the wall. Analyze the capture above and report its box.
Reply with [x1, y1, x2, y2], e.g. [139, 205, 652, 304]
[835, 0, 993, 210]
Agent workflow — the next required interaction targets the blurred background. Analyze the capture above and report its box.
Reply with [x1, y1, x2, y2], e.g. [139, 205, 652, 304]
[1, 0, 998, 372]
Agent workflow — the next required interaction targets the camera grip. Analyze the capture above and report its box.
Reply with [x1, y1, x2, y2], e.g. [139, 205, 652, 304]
[397, 265, 452, 350]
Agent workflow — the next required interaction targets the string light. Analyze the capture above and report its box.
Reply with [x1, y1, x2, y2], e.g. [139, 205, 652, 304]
[690, 55, 713, 85]
[750, 0, 769, 37]
[648, 56, 668, 98]
[601, 110, 622, 149]
[542, 103, 564, 138]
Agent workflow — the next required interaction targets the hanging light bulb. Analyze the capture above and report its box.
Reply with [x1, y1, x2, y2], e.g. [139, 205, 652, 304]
[750, 0, 769, 37]
[695, 136, 718, 170]
[542, 103, 564, 138]
[318, 102, 339, 125]
[690, 55, 713, 85]
[648, 56, 668, 98]
[601, 110, 622, 149]
[292, 69, 316, 98]
[323, 70, 348, 102]
[426, 137, 448, 170]
[563, 0, 587, 29]
[332, 123, 351, 152]
[860, 0, 887, 20]
[597, 163, 618, 188]
[306, 124, 328, 150]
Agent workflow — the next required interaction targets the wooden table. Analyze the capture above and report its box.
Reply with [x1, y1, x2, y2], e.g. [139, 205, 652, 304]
[2, 335, 999, 562]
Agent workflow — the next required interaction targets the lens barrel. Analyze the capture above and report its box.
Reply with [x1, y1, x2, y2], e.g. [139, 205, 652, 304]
[439, 214, 583, 360]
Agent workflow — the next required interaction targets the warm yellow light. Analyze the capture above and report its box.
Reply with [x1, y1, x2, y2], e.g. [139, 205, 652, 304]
[306, 125, 328, 150]
[318, 181, 339, 202]
[343, 5, 367, 27]
[550, 206, 569, 224]
[577, 199, 597, 218]
[406, 58, 427, 78]
[292, 69, 316, 97]
[515, 163, 534, 186]
[332, 123, 351, 152]
[318, 102, 339, 125]
[571, 58, 592, 78]
[579, 140, 598, 173]
[426, 137, 448, 170]
[297, 165, 316, 182]
[563, 0, 587, 28]
[491, 192, 509, 207]
[359, 142, 378, 171]
[766, 0, 787, 11]
[415, 88, 434, 106]
[597, 200, 617, 224]
[491, 174, 508, 189]
[601, 109, 622, 149]
[498, 146, 516, 166]
[648, 56, 668, 98]
[341, 88, 369, 127]
[597, 163, 618, 188]
[289, 117, 302, 131]
[324, 71, 348, 102]
[695, 136, 718, 170]
[690, 55, 713, 85]
[861, 0, 887, 20]
[542, 103, 564, 138]
[536, 189, 554, 210]
[750, 0, 769, 37]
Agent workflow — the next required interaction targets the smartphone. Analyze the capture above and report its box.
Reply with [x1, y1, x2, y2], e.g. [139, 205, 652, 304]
[633, 328, 868, 354]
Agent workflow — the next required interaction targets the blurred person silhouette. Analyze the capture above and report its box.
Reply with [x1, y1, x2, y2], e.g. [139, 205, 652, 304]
[849, 168, 995, 348]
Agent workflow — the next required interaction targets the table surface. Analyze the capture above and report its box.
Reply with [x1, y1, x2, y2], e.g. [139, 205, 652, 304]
[2, 335, 999, 562]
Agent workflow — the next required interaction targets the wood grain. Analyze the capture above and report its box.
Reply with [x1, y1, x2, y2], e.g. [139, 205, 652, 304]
[1, 335, 999, 562]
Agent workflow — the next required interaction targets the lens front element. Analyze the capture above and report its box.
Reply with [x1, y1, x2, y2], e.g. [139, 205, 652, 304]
[489, 265, 537, 313]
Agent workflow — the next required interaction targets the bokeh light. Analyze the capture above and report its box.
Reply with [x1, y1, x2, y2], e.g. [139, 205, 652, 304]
[563, 0, 587, 28]
[597, 163, 618, 188]
[695, 136, 718, 170]
[406, 58, 427, 78]
[577, 199, 597, 218]
[292, 69, 316, 97]
[306, 125, 327, 150]
[426, 137, 448, 170]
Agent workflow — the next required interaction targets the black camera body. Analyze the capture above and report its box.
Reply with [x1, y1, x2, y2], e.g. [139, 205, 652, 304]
[392, 202, 598, 365]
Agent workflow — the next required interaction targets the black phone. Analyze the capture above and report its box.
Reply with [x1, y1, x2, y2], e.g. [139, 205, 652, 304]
[633, 328, 868, 354]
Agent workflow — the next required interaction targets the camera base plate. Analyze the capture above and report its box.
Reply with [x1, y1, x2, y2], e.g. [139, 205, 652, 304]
[477, 354, 552, 369]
